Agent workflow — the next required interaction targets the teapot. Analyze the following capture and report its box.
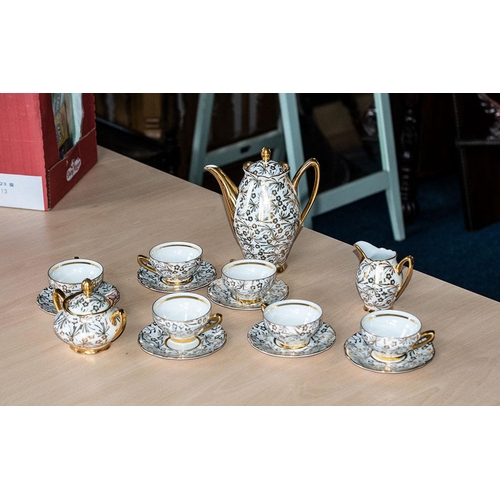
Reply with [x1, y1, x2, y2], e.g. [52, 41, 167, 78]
[204, 147, 320, 272]
[52, 278, 127, 354]
[353, 240, 414, 311]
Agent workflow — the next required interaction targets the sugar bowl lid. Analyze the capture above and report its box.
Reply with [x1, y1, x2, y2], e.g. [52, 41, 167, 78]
[244, 147, 289, 176]
[63, 279, 111, 315]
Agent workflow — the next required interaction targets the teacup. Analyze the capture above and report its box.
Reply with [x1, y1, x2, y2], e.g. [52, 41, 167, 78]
[48, 257, 103, 295]
[152, 292, 222, 350]
[222, 259, 277, 304]
[360, 309, 435, 363]
[138, 242, 203, 285]
[262, 299, 323, 349]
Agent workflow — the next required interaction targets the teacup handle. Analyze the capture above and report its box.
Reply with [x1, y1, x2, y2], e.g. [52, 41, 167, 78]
[137, 255, 157, 274]
[412, 330, 435, 351]
[199, 313, 223, 336]
[395, 255, 414, 300]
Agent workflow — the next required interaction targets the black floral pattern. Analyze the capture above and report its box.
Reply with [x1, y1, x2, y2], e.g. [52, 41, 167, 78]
[234, 170, 301, 268]
[53, 307, 124, 352]
[356, 258, 403, 310]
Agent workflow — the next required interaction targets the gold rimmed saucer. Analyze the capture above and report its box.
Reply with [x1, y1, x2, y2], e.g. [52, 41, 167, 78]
[207, 278, 289, 310]
[344, 332, 435, 374]
[137, 261, 216, 293]
[138, 322, 226, 360]
[247, 321, 335, 358]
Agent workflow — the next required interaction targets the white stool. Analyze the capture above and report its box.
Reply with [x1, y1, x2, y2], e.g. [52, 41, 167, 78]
[189, 93, 406, 241]
[189, 93, 301, 185]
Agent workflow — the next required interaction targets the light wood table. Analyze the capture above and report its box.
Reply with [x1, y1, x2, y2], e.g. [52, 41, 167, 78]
[2, 146, 499, 405]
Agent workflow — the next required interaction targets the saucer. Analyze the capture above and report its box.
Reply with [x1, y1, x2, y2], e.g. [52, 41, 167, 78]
[344, 331, 435, 374]
[137, 261, 216, 293]
[138, 322, 227, 360]
[207, 278, 289, 310]
[247, 321, 336, 358]
[36, 281, 120, 315]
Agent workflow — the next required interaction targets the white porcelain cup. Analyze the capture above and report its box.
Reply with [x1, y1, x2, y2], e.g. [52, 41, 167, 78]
[222, 259, 276, 304]
[48, 258, 103, 295]
[138, 242, 202, 285]
[262, 299, 323, 349]
[360, 309, 435, 363]
[153, 292, 222, 348]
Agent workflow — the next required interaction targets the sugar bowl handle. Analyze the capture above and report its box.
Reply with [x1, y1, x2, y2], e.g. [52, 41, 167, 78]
[110, 309, 127, 341]
[52, 289, 66, 312]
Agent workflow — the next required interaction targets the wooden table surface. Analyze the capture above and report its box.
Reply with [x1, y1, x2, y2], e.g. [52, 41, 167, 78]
[2, 146, 499, 406]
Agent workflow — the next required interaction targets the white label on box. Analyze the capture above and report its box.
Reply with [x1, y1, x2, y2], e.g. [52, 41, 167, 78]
[0, 173, 45, 210]
[67, 157, 81, 181]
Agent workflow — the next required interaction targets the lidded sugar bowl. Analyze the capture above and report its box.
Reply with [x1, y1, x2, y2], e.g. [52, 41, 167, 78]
[52, 278, 127, 354]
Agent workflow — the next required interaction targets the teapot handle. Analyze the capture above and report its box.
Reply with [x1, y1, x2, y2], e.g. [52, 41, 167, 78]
[395, 255, 414, 300]
[291, 158, 321, 227]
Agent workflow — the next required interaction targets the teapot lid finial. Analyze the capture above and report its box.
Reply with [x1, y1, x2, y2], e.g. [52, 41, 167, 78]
[261, 147, 271, 163]
[246, 146, 285, 176]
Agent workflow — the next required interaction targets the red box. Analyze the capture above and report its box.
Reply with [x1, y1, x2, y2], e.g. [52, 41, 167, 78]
[0, 93, 97, 210]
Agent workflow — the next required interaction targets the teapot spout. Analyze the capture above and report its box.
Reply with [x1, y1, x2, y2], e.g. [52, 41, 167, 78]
[204, 165, 238, 227]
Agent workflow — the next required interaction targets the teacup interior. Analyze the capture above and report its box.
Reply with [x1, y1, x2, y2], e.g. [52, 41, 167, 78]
[265, 301, 322, 325]
[154, 294, 210, 321]
[49, 260, 102, 283]
[223, 260, 275, 280]
[152, 243, 201, 263]
[363, 313, 420, 338]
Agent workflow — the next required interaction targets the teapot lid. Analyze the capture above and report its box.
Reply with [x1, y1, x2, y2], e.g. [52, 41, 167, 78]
[64, 279, 111, 315]
[244, 147, 289, 176]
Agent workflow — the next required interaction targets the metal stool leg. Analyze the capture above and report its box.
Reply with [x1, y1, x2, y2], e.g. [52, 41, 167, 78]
[279, 93, 305, 169]
[278, 93, 314, 228]
[288, 93, 406, 241]
[189, 93, 215, 185]
[374, 93, 406, 241]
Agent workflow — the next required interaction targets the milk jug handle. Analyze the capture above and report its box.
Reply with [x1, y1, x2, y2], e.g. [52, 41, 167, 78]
[395, 255, 414, 300]
[291, 158, 320, 227]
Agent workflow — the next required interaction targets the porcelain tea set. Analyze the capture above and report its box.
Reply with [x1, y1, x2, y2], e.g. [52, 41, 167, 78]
[37, 147, 435, 373]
